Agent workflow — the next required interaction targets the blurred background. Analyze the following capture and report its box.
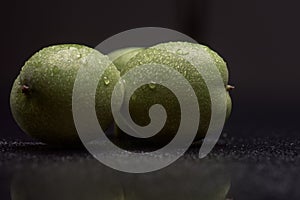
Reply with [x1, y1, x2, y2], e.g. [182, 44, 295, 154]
[1, 0, 300, 140]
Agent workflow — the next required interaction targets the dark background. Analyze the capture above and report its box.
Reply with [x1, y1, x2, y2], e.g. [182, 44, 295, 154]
[1, 0, 300, 140]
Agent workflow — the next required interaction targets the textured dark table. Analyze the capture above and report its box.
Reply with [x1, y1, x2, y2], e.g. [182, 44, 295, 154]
[0, 135, 299, 200]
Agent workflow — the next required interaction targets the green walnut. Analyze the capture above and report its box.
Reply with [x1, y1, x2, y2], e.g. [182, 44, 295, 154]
[10, 44, 120, 146]
[118, 42, 233, 145]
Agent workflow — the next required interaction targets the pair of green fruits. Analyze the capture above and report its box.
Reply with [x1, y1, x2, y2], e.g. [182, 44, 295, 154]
[10, 42, 233, 146]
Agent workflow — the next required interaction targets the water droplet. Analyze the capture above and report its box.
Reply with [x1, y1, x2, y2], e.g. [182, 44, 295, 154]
[69, 47, 77, 51]
[176, 49, 189, 55]
[76, 54, 81, 58]
[148, 81, 156, 89]
[81, 58, 87, 64]
[103, 77, 110, 85]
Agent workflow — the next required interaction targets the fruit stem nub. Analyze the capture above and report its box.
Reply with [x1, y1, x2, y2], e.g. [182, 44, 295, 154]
[226, 85, 235, 91]
[21, 85, 30, 94]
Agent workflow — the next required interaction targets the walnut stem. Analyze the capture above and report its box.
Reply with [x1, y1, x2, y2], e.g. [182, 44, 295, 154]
[226, 85, 235, 91]
[21, 85, 30, 94]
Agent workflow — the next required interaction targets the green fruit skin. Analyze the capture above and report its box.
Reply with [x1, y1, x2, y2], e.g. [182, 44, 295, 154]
[152, 42, 229, 86]
[118, 42, 231, 144]
[10, 44, 120, 146]
[108, 47, 144, 71]
[226, 92, 232, 120]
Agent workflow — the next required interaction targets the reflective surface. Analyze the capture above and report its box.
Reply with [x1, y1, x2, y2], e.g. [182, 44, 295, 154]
[0, 135, 299, 200]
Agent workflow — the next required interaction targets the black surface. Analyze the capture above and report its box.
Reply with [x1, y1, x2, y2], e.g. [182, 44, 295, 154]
[1, 134, 299, 200]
